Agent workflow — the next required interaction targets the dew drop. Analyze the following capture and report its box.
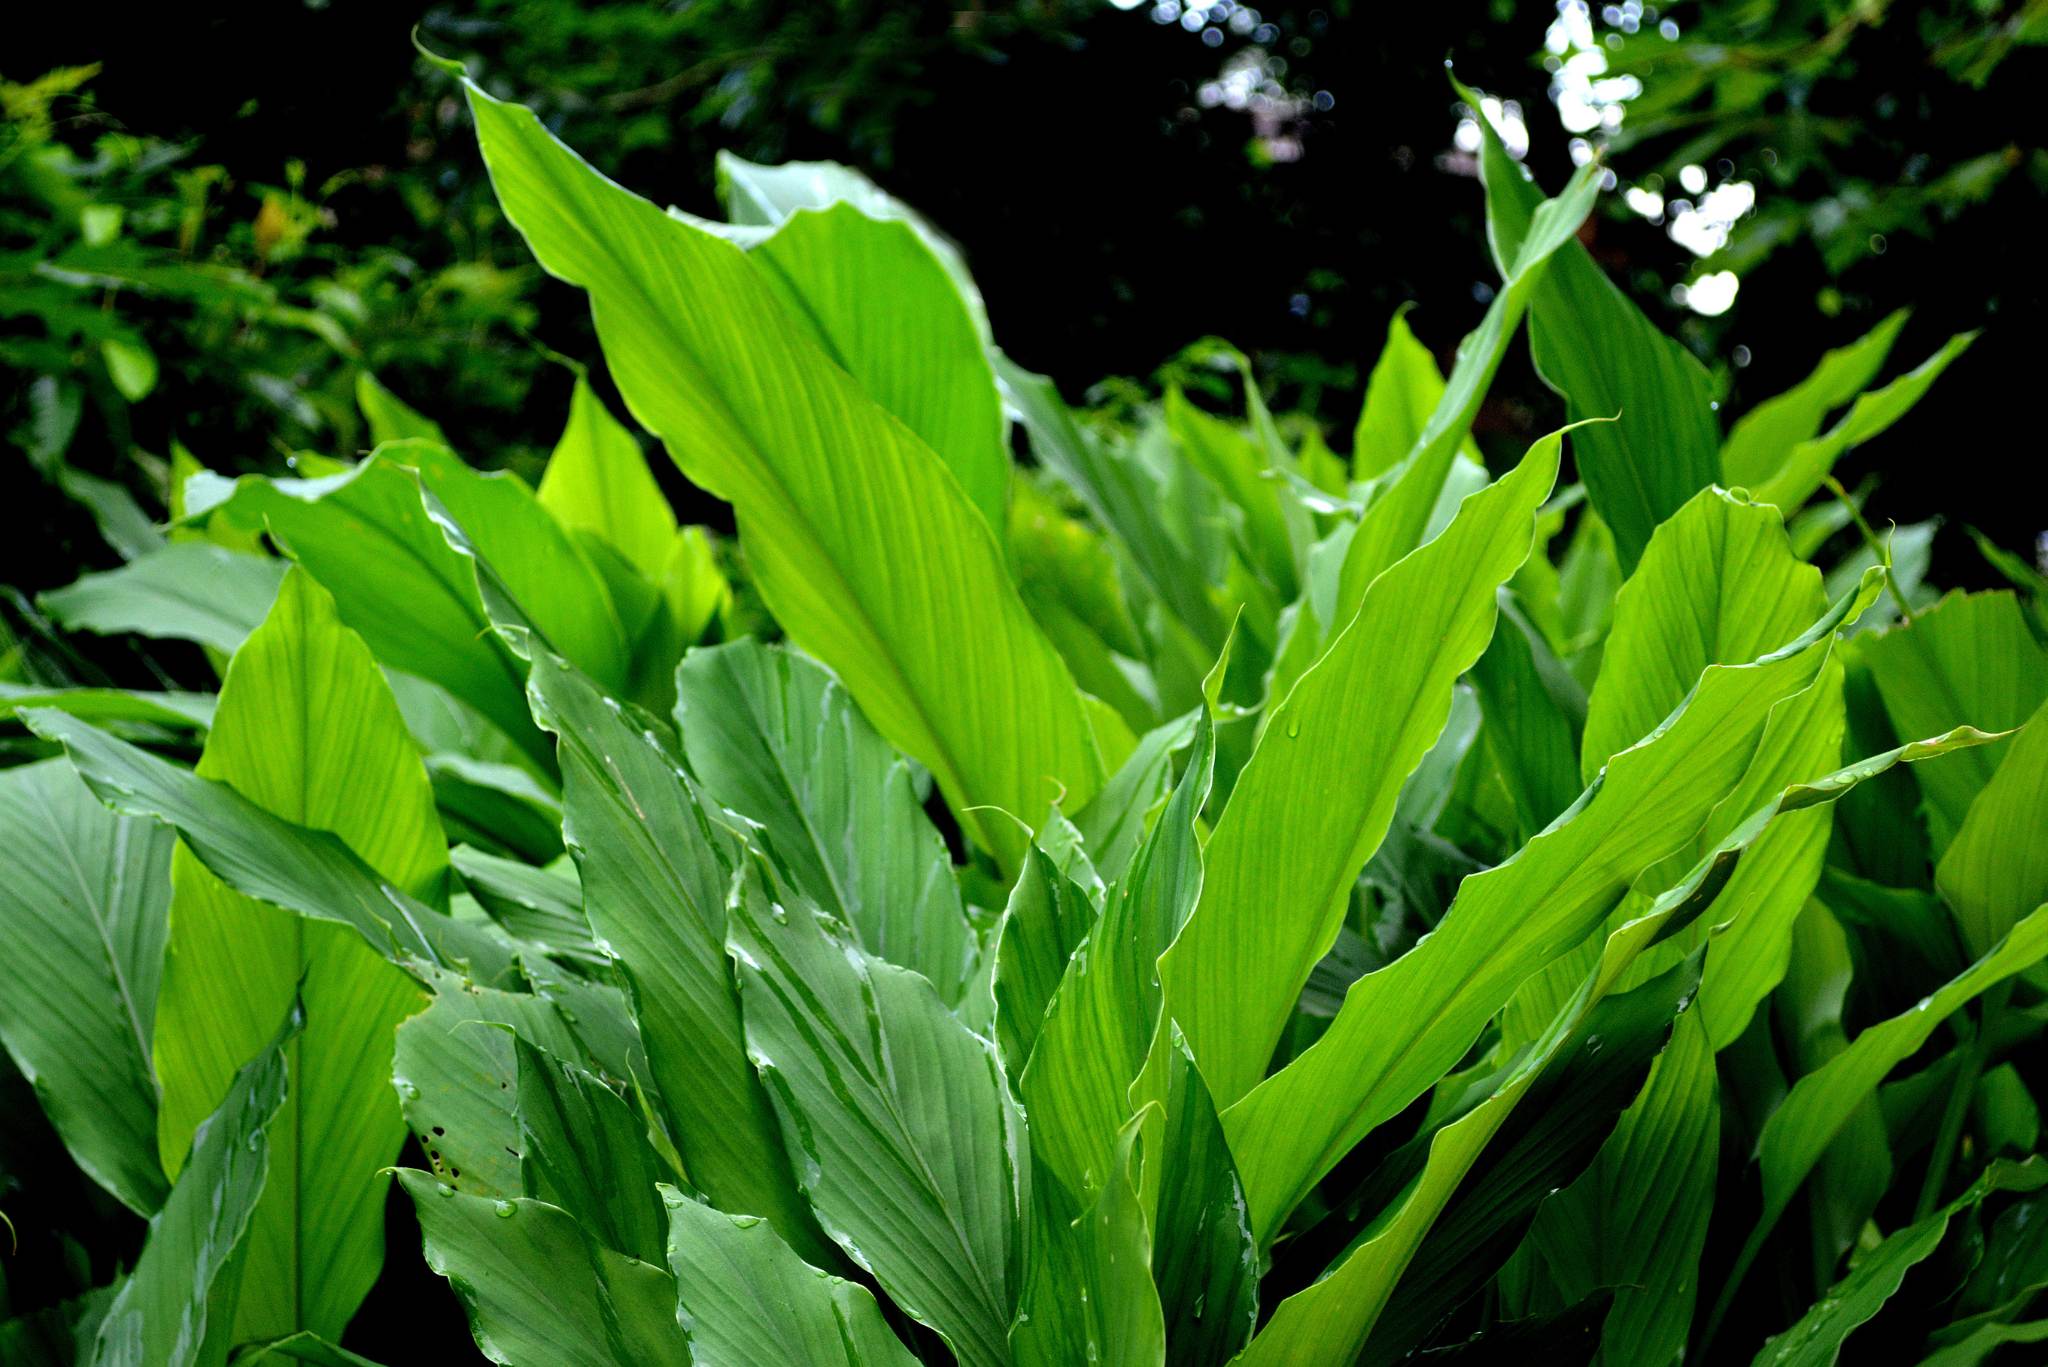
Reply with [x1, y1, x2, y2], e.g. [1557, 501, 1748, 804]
[493, 1200, 517, 1218]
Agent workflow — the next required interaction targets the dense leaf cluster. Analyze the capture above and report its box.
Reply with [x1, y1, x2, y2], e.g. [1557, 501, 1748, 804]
[2, 57, 2046, 1367]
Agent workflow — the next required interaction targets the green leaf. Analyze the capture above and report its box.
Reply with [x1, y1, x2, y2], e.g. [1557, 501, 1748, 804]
[1579, 488, 1827, 779]
[231, 1332, 387, 1366]
[89, 1001, 298, 1367]
[1218, 577, 1898, 1238]
[0, 759, 172, 1215]
[151, 569, 436, 1345]
[537, 375, 678, 583]
[1715, 901, 2048, 1331]
[466, 83, 1099, 869]
[355, 371, 448, 447]
[514, 1037, 668, 1267]
[1352, 307, 1479, 480]
[993, 844, 1103, 1080]
[1937, 696, 2048, 955]
[660, 1184, 918, 1367]
[100, 336, 157, 402]
[1022, 709, 1215, 1204]
[1469, 589, 1584, 842]
[1360, 958, 1696, 1365]
[999, 358, 1230, 656]
[1149, 1040, 1259, 1366]
[1463, 78, 1719, 571]
[1517, 1007, 1719, 1367]
[1330, 171, 1599, 622]
[673, 639, 973, 1002]
[726, 861, 1026, 1367]
[19, 710, 499, 977]
[1721, 309, 1908, 489]
[1070, 710, 1197, 886]
[449, 846, 601, 967]
[1011, 1120, 1163, 1367]
[747, 203, 1008, 535]
[1751, 330, 1978, 510]
[524, 650, 822, 1259]
[392, 966, 597, 1199]
[40, 542, 284, 655]
[1164, 387, 1302, 597]
[1862, 589, 2048, 855]
[0, 684, 215, 731]
[195, 454, 545, 768]
[1750, 1161, 2048, 1367]
[1238, 832, 1731, 1364]
[1161, 432, 1559, 1108]
[400, 441, 635, 693]
[398, 1176, 686, 1366]
[715, 151, 989, 343]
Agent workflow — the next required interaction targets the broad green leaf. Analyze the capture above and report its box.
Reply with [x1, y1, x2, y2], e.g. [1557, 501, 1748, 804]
[1165, 387, 1301, 597]
[1463, 78, 1719, 571]
[0, 760, 172, 1215]
[193, 455, 544, 767]
[392, 966, 596, 1199]
[232, 1333, 386, 1366]
[89, 1002, 298, 1367]
[429, 755, 564, 865]
[715, 150, 989, 343]
[1352, 307, 1479, 480]
[1938, 696, 2048, 954]
[1469, 589, 1583, 842]
[726, 862, 1026, 1367]
[1011, 1121, 1163, 1367]
[449, 846, 600, 967]
[1331, 171, 1599, 622]
[1218, 574, 1880, 1236]
[1562, 488, 1844, 1049]
[399, 441, 634, 692]
[1753, 330, 1977, 510]
[1161, 432, 1559, 1107]
[514, 1038, 668, 1267]
[659, 1184, 917, 1367]
[1749, 1161, 2048, 1367]
[1238, 834, 1733, 1364]
[398, 1176, 686, 1366]
[1518, 1007, 1719, 1367]
[40, 542, 283, 655]
[355, 372, 447, 446]
[1071, 710, 1197, 886]
[19, 710, 502, 976]
[1246, 723, 1990, 1361]
[1360, 959, 1695, 1366]
[0, 685, 215, 731]
[1009, 475, 1158, 736]
[1150, 1041, 1259, 1366]
[1022, 710, 1215, 1204]
[1921, 1319, 2048, 1367]
[524, 651, 821, 1259]
[537, 374, 678, 583]
[1720, 309, 1907, 489]
[748, 203, 1007, 534]
[152, 569, 437, 1345]
[673, 639, 973, 1002]
[1862, 589, 2047, 854]
[999, 358, 1230, 655]
[467, 83, 1099, 869]
[1718, 901, 2048, 1326]
[1580, 488, 1827, 779]
[993, 844, 1103, 1080]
